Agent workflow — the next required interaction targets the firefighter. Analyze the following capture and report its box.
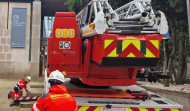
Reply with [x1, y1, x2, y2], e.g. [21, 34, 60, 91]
[31, 70, 77, 111]
[14, 76, 31, 97]
[9, 76, 31, 106]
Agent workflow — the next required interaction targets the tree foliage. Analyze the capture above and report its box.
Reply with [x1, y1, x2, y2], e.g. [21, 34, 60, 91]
[151, 0, 189, 85]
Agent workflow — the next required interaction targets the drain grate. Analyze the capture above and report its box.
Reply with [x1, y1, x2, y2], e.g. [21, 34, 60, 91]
[153, 100, 167, 104]
[151, 95, 161, 98]
[88, 101, 139, 105]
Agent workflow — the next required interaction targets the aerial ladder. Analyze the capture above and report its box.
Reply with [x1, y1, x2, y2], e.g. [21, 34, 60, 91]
[77, 0, 168, 37]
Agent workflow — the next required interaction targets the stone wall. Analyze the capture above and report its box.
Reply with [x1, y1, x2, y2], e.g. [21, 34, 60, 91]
[0, 1, 41, 80]
[31, 1, 41, 80]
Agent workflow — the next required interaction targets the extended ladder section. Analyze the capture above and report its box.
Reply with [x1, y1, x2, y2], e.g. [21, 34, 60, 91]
[77, 0, 168, 37]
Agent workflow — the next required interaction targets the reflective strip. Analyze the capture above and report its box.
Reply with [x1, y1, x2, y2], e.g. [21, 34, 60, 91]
[83, 29, 93, 35]
[33, 103, 40, 111]
[131, 40, 141, 51]
[122, 40, 131, 51]
[77, 107, 180, 111]
[26, 97, 30, 100]
[152, 16, 155, 20]
[150, 40, 159, 49]
[19, 97, 23, 100]
[105, 39, 159, 58]
[138, 108, 148, 111]
[155, 108, 163, 111]
[127, 108, 133, 111]
[127, 52, 136, 57]
[104, 40, 114, 49]
[77, 106, 90, 111]
[33, 96, 37, 100]
[144, 48, 156, 57]
[122, 40, 141, 51]
[170, 109, 180, 111]
[107, 48, 119, 57]
[15, 85, 20, 89]
[94, 107, 101, 111]
[77, 106, 101, 111]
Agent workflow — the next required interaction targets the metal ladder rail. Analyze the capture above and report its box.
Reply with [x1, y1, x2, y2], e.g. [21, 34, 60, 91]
[114, 0, 152, 20]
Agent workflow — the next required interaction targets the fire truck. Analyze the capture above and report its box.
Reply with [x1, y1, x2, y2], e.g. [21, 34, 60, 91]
[13, 0, 183, 110]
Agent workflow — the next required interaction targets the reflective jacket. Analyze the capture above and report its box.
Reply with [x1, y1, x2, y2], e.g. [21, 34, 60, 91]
[16, 78, 28, 91]
[31, 85, 77, 111]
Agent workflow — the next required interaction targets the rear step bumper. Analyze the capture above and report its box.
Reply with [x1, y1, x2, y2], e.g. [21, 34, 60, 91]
[99, 58, 159, 67]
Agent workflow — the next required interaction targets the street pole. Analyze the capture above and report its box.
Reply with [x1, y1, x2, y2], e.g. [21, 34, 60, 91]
[187, 0, 190, 43]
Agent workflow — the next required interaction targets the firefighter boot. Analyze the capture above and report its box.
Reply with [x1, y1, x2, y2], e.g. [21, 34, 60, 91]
[10, 100, 20, 106]
[8, 91, 12, 99]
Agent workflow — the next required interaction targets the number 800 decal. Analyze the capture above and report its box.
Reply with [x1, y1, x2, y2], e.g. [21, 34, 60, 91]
[56, 29, 75, 38]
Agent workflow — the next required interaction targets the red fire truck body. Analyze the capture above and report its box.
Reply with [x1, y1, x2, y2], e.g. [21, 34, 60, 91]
[47, 12, 163, 86]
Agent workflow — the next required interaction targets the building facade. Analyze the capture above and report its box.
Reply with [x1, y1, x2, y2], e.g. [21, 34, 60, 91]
[0, 1, 41, 79]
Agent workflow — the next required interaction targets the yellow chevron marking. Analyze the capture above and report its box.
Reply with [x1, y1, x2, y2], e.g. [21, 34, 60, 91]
[122, 40, 131, 51]
[122, 40, 141, 51]
[94, 107, 101, 111]
[126, 108, 133, 111]
[170, 109, 179, 111]
[104, 40, 114, 49]
[145, 48, 155, 57]
[127, 52, 136, 57]
[107, 48, 118, 57]
[155, 108, 163, 111]
[150, 40, 159, 49]
[78, 106, 90, 111]
[138, 108, 149, 111]
[132, 40, 141, 51]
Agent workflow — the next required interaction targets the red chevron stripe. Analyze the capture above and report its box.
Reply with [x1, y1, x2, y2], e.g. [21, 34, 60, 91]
[147, 108, 156, 111]
[104, 40, 117, 56]
[130, 108, 140, 111]
[76, 106, 82, 110]
[118, 44, 145, 58]
[162, 108, 171, 111]
[146, 41, 159, 57]
[86, 106, 98, 111]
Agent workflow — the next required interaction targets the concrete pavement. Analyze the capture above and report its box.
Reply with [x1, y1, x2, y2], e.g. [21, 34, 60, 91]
[0, 79, 20, 111]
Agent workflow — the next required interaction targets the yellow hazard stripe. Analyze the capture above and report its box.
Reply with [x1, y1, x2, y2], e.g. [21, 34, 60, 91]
[138, 108, 149, 111]
[83, 29, 93, 35]
[122, 40, 131, 51]
[122, 40, 140, 51]
[127, 52, 136, 57]
[94, 107, 101, 111]
[78, 106, 90, 111]
[105, 40, 158, 58]
[155, 108, 163, 111]
[127, 108, 133, 111]
[144, 48, 155, 58]
[78, 107, 180, 111]
[104, 40, 114, 49]
[170, 109, 180, 111]
[107, 48, 119, 57]
[77, 106, 101, 111]
[150, 40, 159, 49]
[131, 40, 141, 51]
